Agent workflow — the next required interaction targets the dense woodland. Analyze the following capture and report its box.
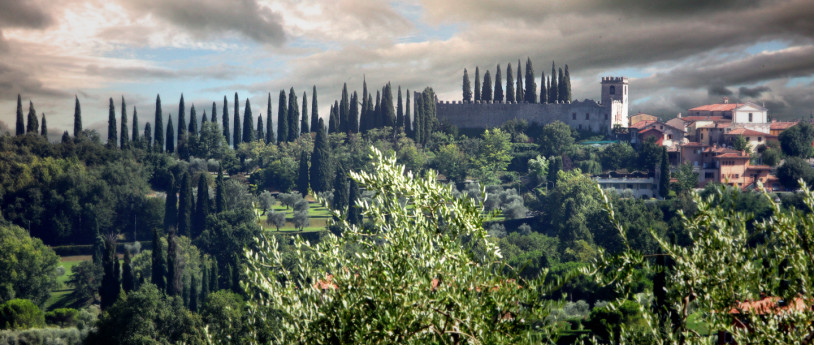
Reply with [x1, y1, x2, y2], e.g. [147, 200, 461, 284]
[2, 70, 814, 344]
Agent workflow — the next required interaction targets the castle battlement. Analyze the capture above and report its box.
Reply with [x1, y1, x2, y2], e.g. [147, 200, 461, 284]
[601, 76, 629, 83]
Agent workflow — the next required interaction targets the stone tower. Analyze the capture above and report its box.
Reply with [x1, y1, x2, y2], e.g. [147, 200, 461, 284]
[601, 77, 629, 128]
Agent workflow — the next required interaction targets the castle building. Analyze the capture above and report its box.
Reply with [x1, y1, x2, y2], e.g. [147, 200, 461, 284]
[436, 77, 629, 133]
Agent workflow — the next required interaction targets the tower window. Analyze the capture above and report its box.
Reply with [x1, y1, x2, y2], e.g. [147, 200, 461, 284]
[748, 113, 753, 122]
[610, 86, 616, 95]
[578, 124, 582, 130]
[572, 113, 576, 120]
[586, 113, 590, 120]
[604, 114, 608, 120]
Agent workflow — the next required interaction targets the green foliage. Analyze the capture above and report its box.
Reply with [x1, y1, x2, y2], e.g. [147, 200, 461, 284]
[498, 232, 559, 279]
[0, 326, 83, 344]
[544, 169, 601, 245]
[671, 163, 698, 195]
[599, 142, 636, 171]
[637, 138, 662, 172]
[776, 156, 814, 189]
[200, 291, 253, 344]
[779, 121, 814, 158]
[731, 134, 750, 153]
[585, 299, 647, 343]
[760, 146, 782, 167]
[0, 224, 59, 306]
[44, 308, 79, 327]
[538, 121, 574, 157]
[244, 148, 568, 343]
[527, 155, 549, 187]
[462, 68, 472, 102]
[310, 119, 332, 193]
[471, 128, 512, 185]
[0, 299, 44, 330]
[68, 261, 102, 304]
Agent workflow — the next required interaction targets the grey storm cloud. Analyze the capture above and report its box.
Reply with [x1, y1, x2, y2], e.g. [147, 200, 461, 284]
[121, 0, 286, 45]
[739, 85, 772, 98]
[708, 85, 733, 97]
[84, 64, 244, 81]
[0, 0, 53, 29]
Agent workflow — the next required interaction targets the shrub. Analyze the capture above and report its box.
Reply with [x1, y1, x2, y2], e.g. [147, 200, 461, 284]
[44, 308, 79, 328]
[0, 299, 45, 330]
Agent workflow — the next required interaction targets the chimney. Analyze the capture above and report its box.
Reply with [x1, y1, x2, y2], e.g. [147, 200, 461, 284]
[677, 112, 682, 118]
[723, 96, 729, 104]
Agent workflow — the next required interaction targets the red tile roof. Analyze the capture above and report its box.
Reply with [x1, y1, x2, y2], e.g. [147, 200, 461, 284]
[679, 116, 728, 122]
[770, 121, 798, 130]
[714, 153, 751, 159]
[630, 120, 658, 130]
[746, 165, 772, 170]
[729, 296, 810, 315]
[689, 103, 743, 112]
[725, 128, 777, 137]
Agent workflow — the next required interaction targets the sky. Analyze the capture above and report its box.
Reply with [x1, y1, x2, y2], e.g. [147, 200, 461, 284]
[2, 0, 814, 140]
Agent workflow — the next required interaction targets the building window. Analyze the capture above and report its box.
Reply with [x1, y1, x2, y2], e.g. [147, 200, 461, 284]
[604, 113, 608, 120]
[578, 124, 582, 130]
[758, 137, 762, 142]
[705, 172, 714, 179]
[624, 86, 627, 95]
[610, 86, 616, 95]
[749, 113, 753, 122]
[572, 112, 576, 120]
[668, 134, 673, 139]
[586, 113, 590, 120]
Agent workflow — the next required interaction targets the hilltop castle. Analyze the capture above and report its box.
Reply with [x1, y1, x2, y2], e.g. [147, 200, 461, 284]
[436, 77, 629, 133]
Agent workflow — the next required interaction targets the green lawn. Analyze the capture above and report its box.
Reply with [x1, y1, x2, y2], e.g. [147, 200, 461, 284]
[256, 201, 331, 233]
[45, 256, 90, 310]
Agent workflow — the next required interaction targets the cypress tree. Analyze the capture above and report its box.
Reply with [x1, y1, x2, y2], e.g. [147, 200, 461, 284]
[365, 93, 373, 132]
[190, 276, 199, 312]
[178, 172, 193, 237]
[120, 97, 129, 149]
[347, 178, 361, 226]
[462, 69, 472, 102]
[167, 229, 180, 296]
[524, 58, 537, 103]
[361, 79, 368, 132]
[231, 258, 240, 294]
[62, 130, 70, 143]
[216, 167, 225, 213]
[132, 106, 139, 146]
[540, 71, 548, 104]
[297, 150, 309, 196]
[257, 115, 264, 143]
[404, 90, 411, 136]
[373, 92, 380, 129]
[73, 95, 82, 137]
[494, 65, 504, 102]
[211, 102, 217, 124]
[154, 95, 164, 152]
[564, 65, 572, 102]
[333, 165, 349, 215]
[549, 62, 558, 103]
[201, 261, 210, 300]
[349, 91, 359, 133]
[100, 235, 120, 309]
[145, 123, 152, 151]
[506, 64, 515, 103]
[659, 147, 670, 198]
[202, 110, 208, 127]
[107, 98, 117, 147]
[413, 92, 422, 143]
[266, 93, 274, 144]
[310, 118, 331, 192]
[311, 86, 319, 133]
[40, 113, 47, 137]
[189, 104, 198, 136]
[178, 94, 186, 139]
[546, 77, 553, 104]
[210, 258, 219, 292]
[328, 104, 337, 133]
[301, 91, 309, 135]
[26, 100, 38, 134]
[193, 174, 209, 239]
[242, 98, 254, 143]
[15, 94, 23, 136]
[233, 93, 241, 149]
[548, 157, 562, 188]
[482, 70, 493, 102]
[558, 67, 566, 103]
[164, 175, 178, 230]
[287, 88, 299, 141]
[474, 67, 481, 101]
[516, 59, 524, 102]
[396, 86, 404, 128]
[383, 83, 396, 127]
[333, 100, 341, 132]
[340, 83, 349, 132]
[277, 90, 288, 143]
[151, 228, 165, 291]
[166, 115, 175, 153]
[222, 96, 230, 145]
[421, 88, 435, 144]
[122, 249, 135, 293]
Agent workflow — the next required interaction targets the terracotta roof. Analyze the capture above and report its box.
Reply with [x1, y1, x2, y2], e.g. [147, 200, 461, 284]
[689, 103, 743, 112]
[729, 296, 810, 315]
[639, 127, 663, 134]
[746, 165, 772, 170]
[714, 153, 751, 159]
[725, 128, 776, 137]
[680, 116, 729, 122]
[630, 120, 658, 129]
[771, 121, 798, 130]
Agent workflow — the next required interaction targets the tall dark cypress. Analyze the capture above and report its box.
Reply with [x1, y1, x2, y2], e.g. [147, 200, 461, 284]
[404, 90, 411, 136]
[540, 71, 548, 104]
[26, 101, 38, 134]
[413, 91, 422, 143]
[15, 94, 23, 136]
[211, 102, 217, 124]
[365, 93, 373, 132]
[297, 150, 309, 196]
[256, 115, 264, 143]
[481, 70, 492, 102]
[347, 178, 361, 226]
[222, 96, 230, 145]
[422, 88, 435, 144]
[40, 113, 47, 137]
[120, 97, 129, 149]
[164, 175, 178, 230]
[516, 59, 524, 103]
[340, 83, 349, 132]
[154, 95, 164, 152]
[311, 86, 319, 133]
[659, 147, 669, 198]
[287, 88, 299, 141]
[144, 123, 152, 151]
[277, 90, 288, 143]
[108, 98, 117, 147]
[122, 250, 135, 293]
[210, 258, 219, 292]
[242, 98, 254, 143]
[332, 165, 349, 215]
[361, 79, 368, 132]
[193, 174, 209, 238]
[166, 115, 175, 153]
[547, 77, 553, 104]
[349, 91, 359, 133]
[524, 58, 537, 103]
[310, 118, 331, 193]
[132, 106, 139, 145]
[178, 172, 193, 237]
[333, 100, 340, 132]
[564, 64, 572, 102]
[266, 93, 274, 144]
[549, 62, 558, 103]
[190, 276, 199, 312]
[73, 95, 82, 137]
[201, 261, 210, 301]
[474, 67, 481, 101]
[558, 67, 566, 103]
[462, 69, 472, 102]
[396, 86, 404, 128]
[100, 235, 120, 309]
[189, 104, 198, 136]
[373, 92, 380, 129]
[167, 230, 180, 296]
[151, 228, 166, 291]
[233, 93, 241, 149]
[494, 65, 504, 102]
[328, 104, 338, 133]
[506, 64, 515, 103]
[215, 167, 225, 212]
[201, 110, 208, 127]
[178, 94, 186, 139]
[383, 83, 396, 127]
[301, 91, 309, 135]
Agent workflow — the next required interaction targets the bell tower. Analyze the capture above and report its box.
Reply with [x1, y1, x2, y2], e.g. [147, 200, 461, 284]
[601, 76, 629, 128]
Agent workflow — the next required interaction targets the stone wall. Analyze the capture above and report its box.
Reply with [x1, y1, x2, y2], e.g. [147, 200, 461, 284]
[436, 99, 615, 133]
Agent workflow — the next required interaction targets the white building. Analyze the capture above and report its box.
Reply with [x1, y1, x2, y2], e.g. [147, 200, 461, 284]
[593, 175, 657, 199]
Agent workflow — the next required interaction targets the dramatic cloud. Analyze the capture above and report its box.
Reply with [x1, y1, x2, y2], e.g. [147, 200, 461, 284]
[739, 85, 772, 99]
[0, 0, 53, 28]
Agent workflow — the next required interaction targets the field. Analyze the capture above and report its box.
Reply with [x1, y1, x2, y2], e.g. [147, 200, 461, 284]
[256, 200, 331, 233]
[45, 256, 90, 310]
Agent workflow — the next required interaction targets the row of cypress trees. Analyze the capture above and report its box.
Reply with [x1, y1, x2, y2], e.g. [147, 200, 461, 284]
[14, 94, 48, 137]
[462, 59, 572, 104]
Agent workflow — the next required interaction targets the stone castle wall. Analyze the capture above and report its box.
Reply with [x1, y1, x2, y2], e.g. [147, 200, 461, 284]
[436, 99, 615, 133]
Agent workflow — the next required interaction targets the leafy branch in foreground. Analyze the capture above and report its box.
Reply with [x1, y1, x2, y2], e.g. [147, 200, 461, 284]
[590, 180, 814, 344]
[243, 148, 569, 344]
